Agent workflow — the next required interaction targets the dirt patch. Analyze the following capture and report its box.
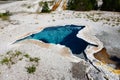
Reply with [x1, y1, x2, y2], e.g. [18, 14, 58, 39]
[71, 62, 88, 80]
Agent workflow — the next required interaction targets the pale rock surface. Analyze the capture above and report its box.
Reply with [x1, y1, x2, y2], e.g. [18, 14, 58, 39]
[0, 0, 120, 80]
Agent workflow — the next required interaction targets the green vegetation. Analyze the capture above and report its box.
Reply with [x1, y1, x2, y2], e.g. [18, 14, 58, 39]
[29, 57, 40, 63]
[67, 0, 97, 11]
[41, 2, 50, 13]
[27, 5, 31, 9]
[1, 57, 10, 65]
[39, 1, 44, 6]
[67, 0, 120, 11]
[101, 0, 120, 12]
[26, 65, 36, 74]
[0, 11, 11, 20]
[15, 51, 22, 56]
[0, 50, 23, 67]
[24, 54, 30, 58]
[118, 30, 120, 33]
[0, 50, 40, 74]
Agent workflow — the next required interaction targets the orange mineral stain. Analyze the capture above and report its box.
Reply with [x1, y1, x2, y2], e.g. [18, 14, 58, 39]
[94, 48, 115, 64]
[51, 0, 62, 11]
[113, 70, 120, 74]
[62, 0, 67, 10]
[94, 48, 120, 74]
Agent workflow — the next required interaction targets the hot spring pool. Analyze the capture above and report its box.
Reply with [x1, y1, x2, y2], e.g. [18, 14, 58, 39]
[14, 25, 98, 59]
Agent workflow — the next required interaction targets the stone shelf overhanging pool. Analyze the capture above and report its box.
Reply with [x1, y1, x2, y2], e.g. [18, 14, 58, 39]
[14, 24, 98, 60]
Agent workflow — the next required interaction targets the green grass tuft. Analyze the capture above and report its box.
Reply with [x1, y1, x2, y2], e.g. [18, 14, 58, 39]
[26, 65, 36, 74]
[1, 57, 10, 65]
[0, 11, 11, 21]
[24, 54, 30, 58]
[15, 51, 22, 56]
[29, 57, 40, 63]
[41, 2, 51, 13]
[0, 50, 40, 74]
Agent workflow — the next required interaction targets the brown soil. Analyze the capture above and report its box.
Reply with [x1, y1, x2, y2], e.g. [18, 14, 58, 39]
[71, 62, 88, 80]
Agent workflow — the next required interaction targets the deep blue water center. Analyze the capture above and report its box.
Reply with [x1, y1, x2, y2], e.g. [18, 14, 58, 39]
[15, 25, 98, 56]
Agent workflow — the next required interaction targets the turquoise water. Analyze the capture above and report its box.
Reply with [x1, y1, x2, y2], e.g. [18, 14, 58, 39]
[31, 25, 84, 44]
[14, 25, 98, 58]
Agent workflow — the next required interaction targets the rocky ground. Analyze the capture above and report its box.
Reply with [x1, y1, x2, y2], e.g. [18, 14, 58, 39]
[0, 0, 120, 80]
